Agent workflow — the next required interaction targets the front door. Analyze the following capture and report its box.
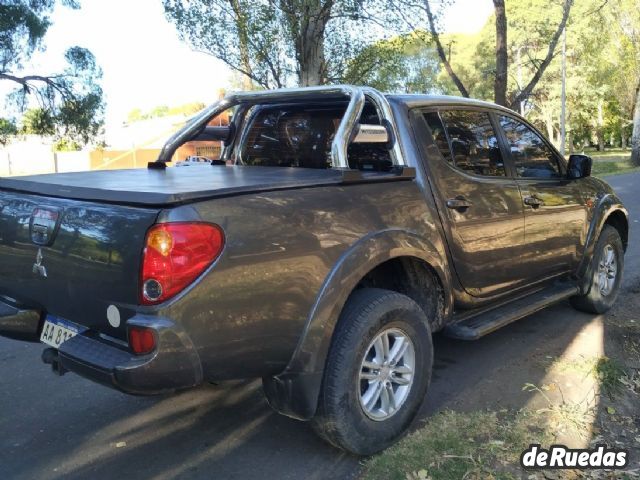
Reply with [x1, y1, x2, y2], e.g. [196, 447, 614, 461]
[416, 109, 526, 298]
[496, 114, 587, 280]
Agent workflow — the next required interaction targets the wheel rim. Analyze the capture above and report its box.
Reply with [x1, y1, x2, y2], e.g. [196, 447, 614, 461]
[358, 327, 415, 421]
[597, 244, 618, 297]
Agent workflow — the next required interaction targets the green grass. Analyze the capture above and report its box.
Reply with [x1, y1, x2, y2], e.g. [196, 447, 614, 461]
[361, 410, 555, 480]
[361, 356, 630, 480]
[594, 356, 627, 399]
[583, 149, 640, 177]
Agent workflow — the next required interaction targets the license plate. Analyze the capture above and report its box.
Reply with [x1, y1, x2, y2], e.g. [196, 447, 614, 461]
[40, 315, 86, 349]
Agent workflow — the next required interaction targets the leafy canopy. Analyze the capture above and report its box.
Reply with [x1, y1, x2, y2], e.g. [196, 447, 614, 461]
[0, 0, 104, 145]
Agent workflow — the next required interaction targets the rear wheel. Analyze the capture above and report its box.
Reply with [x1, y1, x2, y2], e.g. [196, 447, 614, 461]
[312, 288, 433, 455]
[571, 225, 624, 314]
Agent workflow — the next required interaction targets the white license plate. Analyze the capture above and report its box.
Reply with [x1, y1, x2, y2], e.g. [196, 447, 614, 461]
[40, 316, 86, 349]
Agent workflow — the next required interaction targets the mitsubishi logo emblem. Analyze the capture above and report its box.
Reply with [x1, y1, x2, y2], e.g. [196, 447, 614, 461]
[33, 248, 47, 278]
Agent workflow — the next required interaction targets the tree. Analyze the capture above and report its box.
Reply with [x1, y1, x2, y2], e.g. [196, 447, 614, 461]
[633, 81, 640, 165]
[164, 0, 390, 88]
[342, 33, 443, 93]
[385, 0, 573, 108]
[505, 0, 573, 110]
[0, 119, 17, 146]
[21, 108, 55, 135]
[493, 0, 508, 106]
[0, 0, 104, 145]
[611, 0, 640, 165]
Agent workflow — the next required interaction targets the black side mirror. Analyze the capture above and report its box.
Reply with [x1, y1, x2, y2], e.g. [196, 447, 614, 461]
[567, 154, 592, 179]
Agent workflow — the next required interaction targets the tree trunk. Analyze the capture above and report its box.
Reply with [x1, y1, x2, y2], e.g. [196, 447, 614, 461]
[286, 0, 332, 87]
[568, 129, 574, 154]
[632, 79, 640, 166]
[493, 0, 508, 106]
[298, 15, 327, 86]
[543, 107, 554, 142]
[621, 132, 627, 150]
[596, 100, 605, 151]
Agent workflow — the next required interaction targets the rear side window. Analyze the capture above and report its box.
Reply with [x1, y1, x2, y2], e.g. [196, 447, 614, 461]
[426, 110, 506, 177]
[499, 115, 561, 178]
[423, 112, 453, 163]
[236, 102, 391, 170]
[239, 106, 342, 169]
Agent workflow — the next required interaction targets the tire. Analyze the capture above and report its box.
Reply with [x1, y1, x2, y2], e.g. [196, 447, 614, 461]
[571, 225, 624, 314]
[312, 288, 433, 455]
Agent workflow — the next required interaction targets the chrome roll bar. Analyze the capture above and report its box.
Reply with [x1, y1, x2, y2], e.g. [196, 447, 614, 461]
[154, 85, 405, 168]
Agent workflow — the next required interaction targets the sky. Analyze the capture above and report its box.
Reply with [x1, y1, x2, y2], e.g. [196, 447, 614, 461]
[9, 0, 494, 131]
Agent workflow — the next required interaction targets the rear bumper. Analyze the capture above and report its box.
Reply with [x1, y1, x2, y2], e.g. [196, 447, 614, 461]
[58, 316, 203, 395]
[0, 300, 203, 395]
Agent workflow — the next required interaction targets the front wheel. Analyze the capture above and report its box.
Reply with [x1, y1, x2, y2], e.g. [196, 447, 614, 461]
[571, 225, 624, 314]
[312, 288, 433, 455]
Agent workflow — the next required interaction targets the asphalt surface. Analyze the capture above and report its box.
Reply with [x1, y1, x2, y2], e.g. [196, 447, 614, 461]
[0, 172, 637, 480]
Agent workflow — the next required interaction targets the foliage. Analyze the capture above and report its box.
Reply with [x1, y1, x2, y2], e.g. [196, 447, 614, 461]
[0, 118, 17, 145]
[126, 102, 207, 123]
[163, 0, 399, 88]
[0, 0, 104, 146]
[53, 138, 81, 151]
[342, 32, 444, 93]
[20, 108, 55, 135]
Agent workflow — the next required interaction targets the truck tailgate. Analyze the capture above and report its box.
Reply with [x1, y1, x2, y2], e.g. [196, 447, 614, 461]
[0, 191, 159, 340]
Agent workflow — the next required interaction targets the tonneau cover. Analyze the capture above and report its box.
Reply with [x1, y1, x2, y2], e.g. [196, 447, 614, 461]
[0, 165, 407, 206]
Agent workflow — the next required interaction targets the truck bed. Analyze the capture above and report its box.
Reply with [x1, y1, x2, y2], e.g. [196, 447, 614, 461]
[0, 165, 410, 206]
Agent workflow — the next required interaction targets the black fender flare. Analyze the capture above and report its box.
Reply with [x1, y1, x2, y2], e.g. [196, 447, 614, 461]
[576, 192, 628, 294]
[262, 229, 452, 420]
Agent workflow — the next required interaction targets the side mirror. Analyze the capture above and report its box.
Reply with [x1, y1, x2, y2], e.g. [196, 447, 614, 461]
[567, 154, 592, 179]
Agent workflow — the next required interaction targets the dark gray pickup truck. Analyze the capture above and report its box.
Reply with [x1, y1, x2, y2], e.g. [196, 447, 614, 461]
[0, 86, 628, 455]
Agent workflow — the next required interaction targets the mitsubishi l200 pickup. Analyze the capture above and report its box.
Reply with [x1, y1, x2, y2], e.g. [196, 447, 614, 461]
[0, 86, 628, 455]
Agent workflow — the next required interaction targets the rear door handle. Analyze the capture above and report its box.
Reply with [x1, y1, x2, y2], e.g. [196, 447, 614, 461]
[446, 197, 472, 212]
[523, 195, 544, 208]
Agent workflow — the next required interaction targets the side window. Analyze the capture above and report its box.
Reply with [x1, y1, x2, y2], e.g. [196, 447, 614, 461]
[423, 112, 453, 163]
[439, 110, 506, 177]
[499, 116, 561, 178]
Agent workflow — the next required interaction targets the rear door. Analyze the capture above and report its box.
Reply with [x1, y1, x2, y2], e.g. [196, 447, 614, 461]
[415, 108, 526, 298]
[496, 114, 587, 280]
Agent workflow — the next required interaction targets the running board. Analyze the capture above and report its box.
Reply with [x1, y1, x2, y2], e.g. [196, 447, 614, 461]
[444, 283, 579, 341]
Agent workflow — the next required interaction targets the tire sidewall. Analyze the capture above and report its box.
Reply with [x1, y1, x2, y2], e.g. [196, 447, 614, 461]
[323, 291, 433, 455]
[585, 226, 624, 312]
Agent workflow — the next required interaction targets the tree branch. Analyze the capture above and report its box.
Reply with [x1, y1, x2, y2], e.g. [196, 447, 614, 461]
[423, 0, 469, 97]
[509, 0, 574, 110]
[0, 72, 72, 98]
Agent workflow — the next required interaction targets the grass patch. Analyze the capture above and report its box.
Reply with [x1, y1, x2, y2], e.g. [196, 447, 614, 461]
[591, 160, 640, 177]
[362, 410, 555, 480]
[583, 149, 640, 177]
[594, 357, 627, 399]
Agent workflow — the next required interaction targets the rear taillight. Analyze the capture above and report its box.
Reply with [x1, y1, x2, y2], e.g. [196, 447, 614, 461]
[140, 222, 225, 305]
[129, 326, 156, 354]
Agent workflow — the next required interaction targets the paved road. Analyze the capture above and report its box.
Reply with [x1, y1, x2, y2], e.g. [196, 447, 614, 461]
[0, 173, 637, 480]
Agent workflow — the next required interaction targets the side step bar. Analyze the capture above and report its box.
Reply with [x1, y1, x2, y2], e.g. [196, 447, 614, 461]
[444, 283, 579, 341]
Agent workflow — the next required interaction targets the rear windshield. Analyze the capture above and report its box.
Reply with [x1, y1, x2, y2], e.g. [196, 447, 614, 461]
[235, 102, 392, 171]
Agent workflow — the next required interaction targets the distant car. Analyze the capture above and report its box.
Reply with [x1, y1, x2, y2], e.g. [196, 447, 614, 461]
[175, 155, 212, 166]
[0, 85, 628, 455]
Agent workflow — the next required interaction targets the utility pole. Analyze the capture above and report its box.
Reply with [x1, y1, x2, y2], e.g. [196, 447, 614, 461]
[560, 26, 567, 156]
